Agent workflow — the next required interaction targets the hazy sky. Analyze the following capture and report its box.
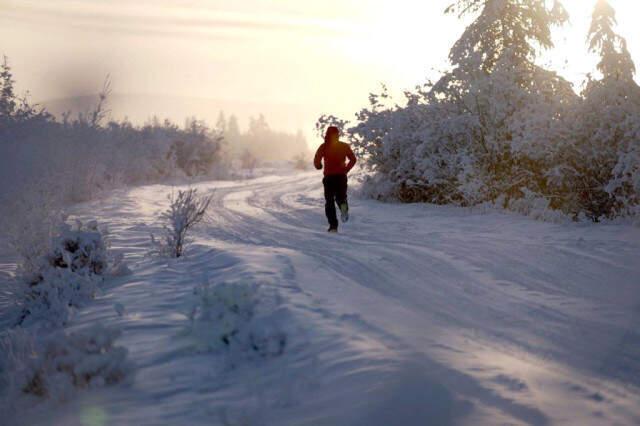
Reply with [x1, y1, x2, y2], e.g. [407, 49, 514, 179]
[2, 0, 640, 137]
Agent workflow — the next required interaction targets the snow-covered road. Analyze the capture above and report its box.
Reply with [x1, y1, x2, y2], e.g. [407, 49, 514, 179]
[11, 171, 640, 425]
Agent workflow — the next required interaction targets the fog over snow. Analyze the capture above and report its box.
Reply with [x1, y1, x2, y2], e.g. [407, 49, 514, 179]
[2, 0, 639, 138]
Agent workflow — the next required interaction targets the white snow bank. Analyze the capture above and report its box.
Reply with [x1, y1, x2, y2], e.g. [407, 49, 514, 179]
[4, 173, 640, 425]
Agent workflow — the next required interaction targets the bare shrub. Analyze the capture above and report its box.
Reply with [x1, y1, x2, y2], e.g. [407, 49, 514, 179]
[152, 188, 212, 258]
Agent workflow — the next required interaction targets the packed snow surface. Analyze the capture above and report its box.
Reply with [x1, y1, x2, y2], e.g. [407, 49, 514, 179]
[2, 171, 640, 425]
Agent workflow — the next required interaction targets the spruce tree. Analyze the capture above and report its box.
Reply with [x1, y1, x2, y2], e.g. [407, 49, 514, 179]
[215, 111, 226, 134]
[227, 114, 240, 140]
[559, 0, 640, 220]
[588, 0, 636, 81]
[445, 0, 568, 72]
[429, 0, 575, 206]
[0, 55, 17, 119]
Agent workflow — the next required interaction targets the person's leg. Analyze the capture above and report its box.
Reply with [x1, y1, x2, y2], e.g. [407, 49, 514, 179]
[323, 176, 339, 230]
[335, 174, 349, 222]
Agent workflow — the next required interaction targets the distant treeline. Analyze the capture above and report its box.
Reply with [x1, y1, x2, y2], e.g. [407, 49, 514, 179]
[214, 112, 308, 166]
[0, 57, 311, 225]
[0, 59, 228, 213]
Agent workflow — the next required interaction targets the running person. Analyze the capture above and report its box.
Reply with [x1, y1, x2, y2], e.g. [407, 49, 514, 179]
[314, 126, 357, 232]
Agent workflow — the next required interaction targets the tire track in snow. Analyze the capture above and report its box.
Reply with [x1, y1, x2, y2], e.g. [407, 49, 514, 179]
[21, 174, 637, 425]
[197, 172, 640, 425]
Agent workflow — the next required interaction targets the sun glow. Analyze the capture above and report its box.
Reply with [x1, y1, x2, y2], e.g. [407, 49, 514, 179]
[346, 0, 640, 92]
[545, 0, 640, 85]
[1, 0, 639, 136]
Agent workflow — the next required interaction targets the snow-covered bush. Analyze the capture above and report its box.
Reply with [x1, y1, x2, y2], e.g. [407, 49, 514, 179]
[315, 114, 350, 139]
[152, 188, 212, 258]
[189, 282, 258, 350]
[0, 325, 131, 403]
[188, 281, 287, 359]
[23, 325, 130, 397]
[331, 0, 639, 221]
[21, 220, 108, 284]
[344, 58, 576, 208]
[456, 57, 577, 206]
[108, 253, 133, 277]
[346, 86, 478, 205]
[545, 1, 639, 221]
[47, 220, 108, 278]
[549, 78, 640, 220]
[17, 220, 109, 327]
[0, 328, 35, 406]
[5, 182, 67, 281]
[499, 189, 569, 223]
[18, 269, 100, 328]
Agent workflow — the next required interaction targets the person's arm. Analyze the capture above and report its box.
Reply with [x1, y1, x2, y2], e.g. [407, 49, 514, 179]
[313, 144, 324, 170]
[345, 145, 357, 173]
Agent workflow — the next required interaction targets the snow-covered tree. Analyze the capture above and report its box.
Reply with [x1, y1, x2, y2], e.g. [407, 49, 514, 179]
[215, 111, 227, 134]
[0, 56, 47, 125]
[548, 0, 640, 220]
[0, 55, 16, 120]
[445, 0, 568, 72]
[346, 0, 576, 212]
[588, 0, 636, 81]
[426, 0, 574, 204]
[325, 1, 638, 221]
[227, 114, 241, 141]
[434, 0, 569, 110]
[460, 58, 576, 204]
[247, 114, 270, 139]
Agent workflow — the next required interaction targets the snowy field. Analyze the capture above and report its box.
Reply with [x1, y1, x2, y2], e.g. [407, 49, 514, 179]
[2, 170, 640, 426]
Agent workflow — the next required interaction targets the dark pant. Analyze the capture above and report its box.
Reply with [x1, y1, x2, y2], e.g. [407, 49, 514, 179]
[323, 174, 348, 229]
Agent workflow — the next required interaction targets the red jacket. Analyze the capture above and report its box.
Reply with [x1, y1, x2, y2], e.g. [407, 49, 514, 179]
[314, 141, 357, 176]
